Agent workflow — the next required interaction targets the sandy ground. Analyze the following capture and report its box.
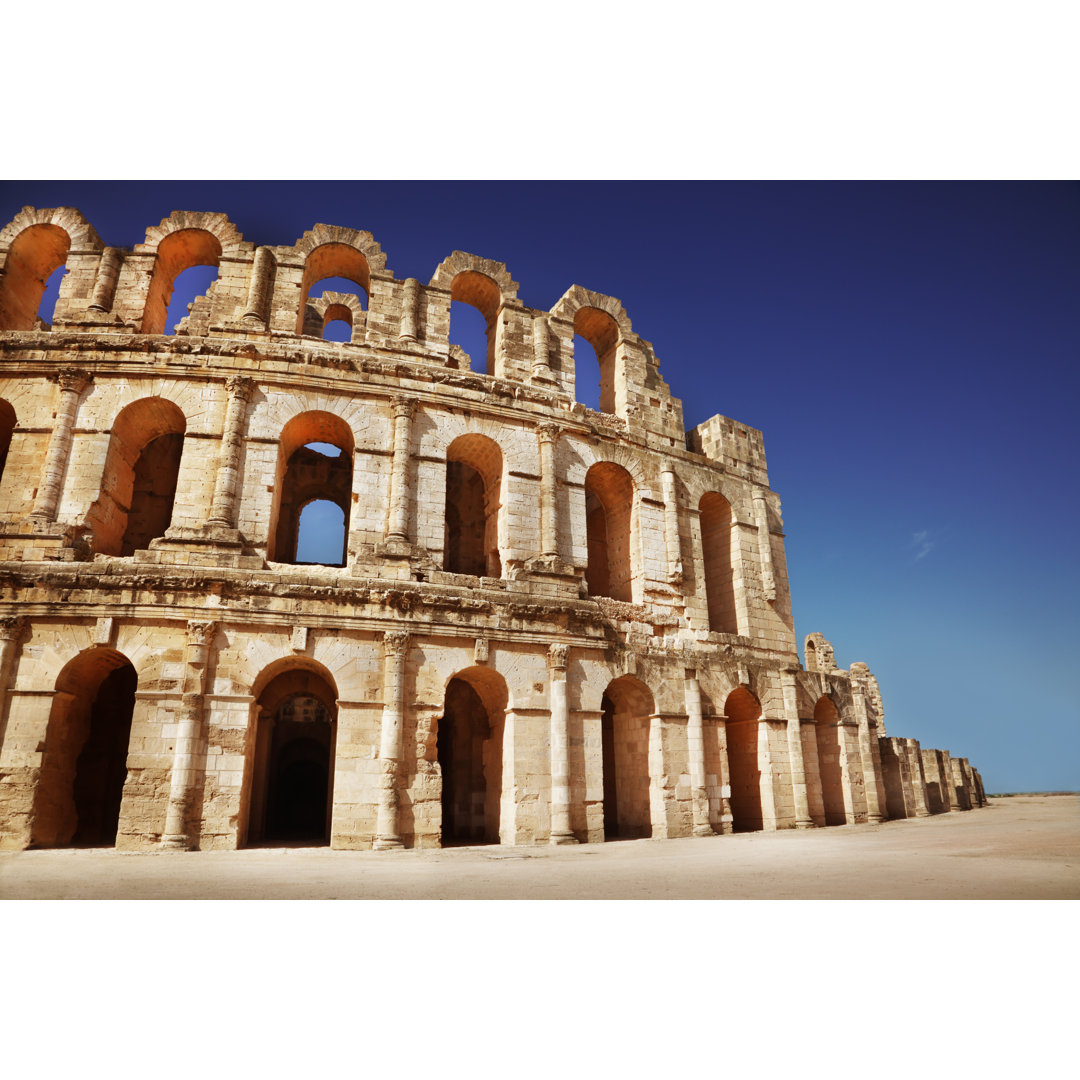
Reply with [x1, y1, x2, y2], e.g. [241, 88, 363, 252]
[1, 794, 1077, 900]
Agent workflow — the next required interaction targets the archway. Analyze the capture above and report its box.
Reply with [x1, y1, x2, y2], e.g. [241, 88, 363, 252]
[244, 663, 338, 846]
[0, 398, 16, 487]
[0, 222, 72, 331]
[584, 461, 635, 601]
[574, 306, 620, 414]
[142, 228, 222, 335]
[700, 491, 737, 634]
[444, 433, 502, 578]
[31, 649, 137, 848]
[600, 675, 655, 840]
[449, 270, 501, 375]
[814, 696, 846, 826]
[437, 667, 506, 845]
[724, 686, 763, 832]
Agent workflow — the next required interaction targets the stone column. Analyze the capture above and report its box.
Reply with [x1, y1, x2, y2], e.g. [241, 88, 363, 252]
[547, 643, 576, 844]
[161, 620, 217, 849]
[88, 248, 122, 312]
[30, 367, 92, 522]
[206, 376, 255, 529]
[684, 671, 713, 836]
[850, 674, 885, 823]
[752, 491, 777, 601]
[661, 468, 684, 583]
[780, 669, 815, 828]
[538, 423, 559, 558]
[241, 246, 275, 327]
[399, 278, 420, 341]
[385, 397, 415, 544]
[531, 314, 551, 379]
[0, 616, 28, 742]
[374, 630, 410, 849]
[713, 718, 733, 833]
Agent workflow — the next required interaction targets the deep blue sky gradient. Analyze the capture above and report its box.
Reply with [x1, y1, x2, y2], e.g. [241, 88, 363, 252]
[3, 180, 1077, 792]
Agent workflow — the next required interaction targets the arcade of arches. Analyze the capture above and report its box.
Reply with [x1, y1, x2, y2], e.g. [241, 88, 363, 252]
[0, 206, 988, 852]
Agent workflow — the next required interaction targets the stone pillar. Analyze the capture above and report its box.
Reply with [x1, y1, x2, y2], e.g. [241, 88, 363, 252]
[547, 643, 576, 844]
[88, 247, 122, 312]
[538, 422, 559, 558]
[684, 671, 713, 836]
[374, 630, 410, 849]
[780, 669, 815, 828]
[241, 246, 275, 327]
[531, 314, 551, 379]
[0, 616, 28, 742]
[385, 397, 415, 543]
[661, 468, 684, 583]
[850, 674, 885, 823]
[399, 278, 420, 341]
[206, 375, 255, 529]
[30, 367, 92, 522]
[161, 620, 217, 849]
[752, 491, 777, 601]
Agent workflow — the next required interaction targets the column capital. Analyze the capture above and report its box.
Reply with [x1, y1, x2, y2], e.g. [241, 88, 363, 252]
[225, 374, 256, 401]
[56, 367, 92, 394]
[383, 629, 411, 657]
[537, 421, 561, 444]
[391, 395, 416, 420]
[0, 615, 28, 644]
[186, 620, 218, 648]
[548, 642, 570, 671]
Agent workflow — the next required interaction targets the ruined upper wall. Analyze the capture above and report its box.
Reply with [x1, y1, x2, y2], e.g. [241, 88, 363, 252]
[0, 207, 766, 470]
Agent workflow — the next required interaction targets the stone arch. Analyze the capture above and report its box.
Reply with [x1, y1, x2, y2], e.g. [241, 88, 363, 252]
[724, 685, 764, 832]
[84, 397, 188, 557]
[437, 664, 508, 845]
[292, 226, 388, 337]
[140, 228, 224, 335]
[302, 292, 366, 342]
[584, 460, 637, 602]
[428, 252, 518, 300]
[0, 207, 103, 331]
[242, 657, 339, 847]
[700, 490, 738, 634]
[30, 647, 138, 848]
[444, 432, 503, 578]
[813, 694, 846, 826]
[804, 632, 836, 673]
[268, 411, 355, 566]
[600, 674, 656, 840]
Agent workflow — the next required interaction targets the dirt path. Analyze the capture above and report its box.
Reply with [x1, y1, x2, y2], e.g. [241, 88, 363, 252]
[2, 795, 1077, 900]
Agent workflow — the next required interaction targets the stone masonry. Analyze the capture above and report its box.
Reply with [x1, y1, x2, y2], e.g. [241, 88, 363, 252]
[0, 206, 987, 851]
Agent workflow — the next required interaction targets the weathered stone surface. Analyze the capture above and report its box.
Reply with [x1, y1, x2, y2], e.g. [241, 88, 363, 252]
[0, 207, 987, 851]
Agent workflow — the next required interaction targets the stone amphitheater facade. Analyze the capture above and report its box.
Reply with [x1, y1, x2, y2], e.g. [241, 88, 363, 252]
[0, 206, 987, 851]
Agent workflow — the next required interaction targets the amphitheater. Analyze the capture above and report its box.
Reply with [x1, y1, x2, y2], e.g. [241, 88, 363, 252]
[0, 205, 986, 852]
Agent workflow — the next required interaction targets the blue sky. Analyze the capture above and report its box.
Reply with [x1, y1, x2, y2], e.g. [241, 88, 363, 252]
[3, 180, 1077, 793]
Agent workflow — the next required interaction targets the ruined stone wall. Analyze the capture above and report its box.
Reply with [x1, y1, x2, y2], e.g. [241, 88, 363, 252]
[0, 207, 987, 851]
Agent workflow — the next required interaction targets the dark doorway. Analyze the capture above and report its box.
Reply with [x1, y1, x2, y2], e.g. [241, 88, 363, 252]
[599, 676, 654, 840]
[438, 676, 502, 845]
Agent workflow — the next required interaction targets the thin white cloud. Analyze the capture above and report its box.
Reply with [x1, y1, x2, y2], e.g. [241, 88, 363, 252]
[911, 530, 935, 561]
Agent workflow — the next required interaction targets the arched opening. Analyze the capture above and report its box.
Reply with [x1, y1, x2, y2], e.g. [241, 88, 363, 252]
[724, 686, 763, 832]
[574, 306, 620, 414]
[36, 264, 67, 328]
[296, 247, 370, 336]
[444, 433, 502, 578]
[437, 667, 507, 845]
[700, 491, 737, 634]
[31, 649, 137, 848]
[268, 413, 354, 567]
[84, 397, 187, 557]
[814, 696, 847, 826]
[450, 271, 501, 376]
[244, 663, 338, 846]
[584, 461, 635, 602]
[0, 223, 72, 331]
[0, 398, 16, 486]
[600, 675, 656, 840]
[320, 300, 354, 342]
[142, 229, 223, 335]
[165, 264, 219, 335]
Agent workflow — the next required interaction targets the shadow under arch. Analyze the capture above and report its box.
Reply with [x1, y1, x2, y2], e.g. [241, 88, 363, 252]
[31, 647, 138, 848]
[813, 694, 847, 826]
[724, 685, 764, 832]
[444, 432, 503, 578]
[437, 664, 507, 846]
[584, 460, 636, 601]
[600, 674, 656, 840]
[242, 657, 340, 847]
